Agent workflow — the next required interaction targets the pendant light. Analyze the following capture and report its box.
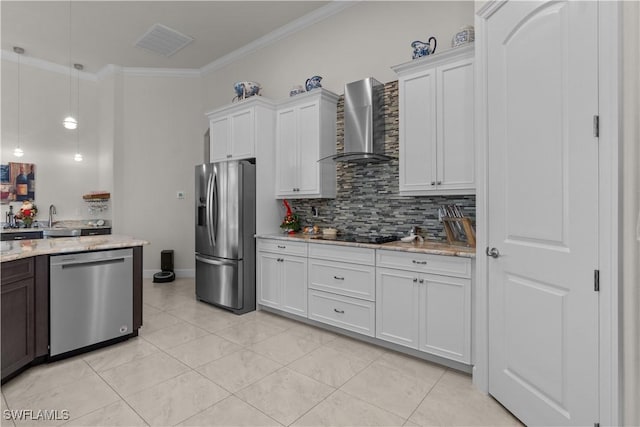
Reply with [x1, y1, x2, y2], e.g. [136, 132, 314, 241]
[62, 1, 77, 130]
[73, 63, 83, 162]
[13, 46, 25, 157]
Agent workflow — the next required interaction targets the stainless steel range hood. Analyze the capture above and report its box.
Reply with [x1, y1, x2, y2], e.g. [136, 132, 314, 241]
[322, 77, 392, 163]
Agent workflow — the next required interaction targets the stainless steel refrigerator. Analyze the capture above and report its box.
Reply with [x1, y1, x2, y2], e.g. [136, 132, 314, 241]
[195, 160, 256, 314]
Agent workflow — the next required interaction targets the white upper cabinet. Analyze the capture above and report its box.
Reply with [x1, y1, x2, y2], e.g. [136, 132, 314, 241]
[275, 89, 339, 199]
[206, 97, 275, 163]
[393, 45, 475, 195]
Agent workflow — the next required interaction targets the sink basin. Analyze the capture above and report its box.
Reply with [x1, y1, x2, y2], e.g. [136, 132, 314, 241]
[43, 228, 81, 238]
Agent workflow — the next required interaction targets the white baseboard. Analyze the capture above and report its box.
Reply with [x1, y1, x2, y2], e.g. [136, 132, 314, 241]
[143, 269, 195, 279]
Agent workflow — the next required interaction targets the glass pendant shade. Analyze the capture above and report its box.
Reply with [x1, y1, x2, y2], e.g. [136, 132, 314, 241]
[63, 115, 78, 129]
[13, 147, 24, 157]
[74, 152, 83, 162]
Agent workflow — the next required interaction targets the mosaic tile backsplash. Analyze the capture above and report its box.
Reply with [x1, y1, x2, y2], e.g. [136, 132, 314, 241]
[286, 80, 476, 241]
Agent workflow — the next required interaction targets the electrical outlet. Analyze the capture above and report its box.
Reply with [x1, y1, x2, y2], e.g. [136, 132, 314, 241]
[311, 206, 319, 217]
[177, 191, 185, 199]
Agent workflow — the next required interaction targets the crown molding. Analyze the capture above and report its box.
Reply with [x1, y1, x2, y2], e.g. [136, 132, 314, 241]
[96, 64, 122, 81]
[201, 0, 358, 76]
[121, 67, 201, 78]
[1, 49, 98, 82]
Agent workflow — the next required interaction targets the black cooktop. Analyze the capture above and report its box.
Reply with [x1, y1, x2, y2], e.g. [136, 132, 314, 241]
[313, 234, 399, 244]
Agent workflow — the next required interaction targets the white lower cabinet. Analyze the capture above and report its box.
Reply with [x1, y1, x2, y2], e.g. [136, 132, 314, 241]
[376, 251, 471, 364]
[308, 245, 376, 337]
[257, 239, 308, 317]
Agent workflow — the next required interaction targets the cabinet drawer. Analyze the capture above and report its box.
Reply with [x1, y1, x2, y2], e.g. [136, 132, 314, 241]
[1, 231, 43, 241]
[1, 258, 35, 284]
[257, 239, 307, 257]
[81, 228, 111, 236]
[308, 259, 375, 301]
[376, 250, 471, 278]
[308, 290, 375, 337]
[308, 244, 375, 265]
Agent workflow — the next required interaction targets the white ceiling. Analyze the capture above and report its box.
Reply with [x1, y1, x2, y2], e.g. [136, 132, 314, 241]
[1, 1, 332, 73]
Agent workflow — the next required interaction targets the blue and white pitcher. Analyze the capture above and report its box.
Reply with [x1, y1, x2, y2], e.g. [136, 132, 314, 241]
[411, 37, 437, 59]
[305, 75, 323, 92]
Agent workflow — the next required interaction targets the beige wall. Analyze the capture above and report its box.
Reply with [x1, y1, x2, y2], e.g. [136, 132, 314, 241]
[114, 74, 206, 274]
[201, 1, 474, 110]
[622, 1, 640, 424]
[0, 59, 101, 221]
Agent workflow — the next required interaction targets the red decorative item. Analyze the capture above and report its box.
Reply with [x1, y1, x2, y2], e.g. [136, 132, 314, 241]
[280, 199, 300, 233]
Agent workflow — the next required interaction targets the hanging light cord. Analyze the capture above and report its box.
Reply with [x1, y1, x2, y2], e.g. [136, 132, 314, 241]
[76, 65, 80, 154]
[68, 0, 72, 119]
[17, 50, 21, 150]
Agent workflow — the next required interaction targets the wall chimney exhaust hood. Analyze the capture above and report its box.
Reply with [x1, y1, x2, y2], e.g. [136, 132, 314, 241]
[321, 77, 392, 163]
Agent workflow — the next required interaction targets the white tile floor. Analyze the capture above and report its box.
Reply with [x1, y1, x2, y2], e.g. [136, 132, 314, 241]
[1, 278, 522, 426]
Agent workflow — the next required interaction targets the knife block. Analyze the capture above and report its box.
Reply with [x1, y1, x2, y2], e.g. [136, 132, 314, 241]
[442, 217, 476, 248]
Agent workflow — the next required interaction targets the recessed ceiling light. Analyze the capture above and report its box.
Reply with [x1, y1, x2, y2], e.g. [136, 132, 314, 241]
[134, 23, 194, 57]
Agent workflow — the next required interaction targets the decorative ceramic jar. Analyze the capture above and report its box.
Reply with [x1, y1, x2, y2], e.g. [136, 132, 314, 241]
[233, 81, 262, 102]
[411, 37, 437, 59]
[452, 26, 475, 48]
[289, 85, 306, 97]
[305, 75, 323, 92]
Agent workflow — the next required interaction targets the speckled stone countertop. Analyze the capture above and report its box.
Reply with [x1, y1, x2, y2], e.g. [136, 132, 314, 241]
[1, 235, 149, 262]
[256, 233, 476, 258]
[1, 220, 112, 234]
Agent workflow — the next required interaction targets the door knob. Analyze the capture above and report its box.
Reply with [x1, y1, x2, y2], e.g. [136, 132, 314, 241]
[486, 247, 500, 258]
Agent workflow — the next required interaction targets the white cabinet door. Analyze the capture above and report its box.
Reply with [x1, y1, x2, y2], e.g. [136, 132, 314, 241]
[296, 102, 320, 195]
[275, 107, 298, 196]
[229, 108, 254, 159]
[418, 275, 470, 363]
[210, 116, 230, 163]
[281, 256, 308, 316]
[257, 252, 281, 309]
[399, 70, 437, 193]
[375, 267, 420, 349]
[437, 58, 475, 192]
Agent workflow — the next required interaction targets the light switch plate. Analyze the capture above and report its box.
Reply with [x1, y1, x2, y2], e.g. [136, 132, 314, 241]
[177, 191, 185, 199]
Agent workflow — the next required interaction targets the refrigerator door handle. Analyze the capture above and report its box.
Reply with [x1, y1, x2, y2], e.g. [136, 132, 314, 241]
[206, 170, 215, 248]
[212, 172, 219, 247]
[195, 255, 236, 266]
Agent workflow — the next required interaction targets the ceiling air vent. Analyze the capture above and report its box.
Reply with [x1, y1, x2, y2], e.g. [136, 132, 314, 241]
[134, 23, 194, 57]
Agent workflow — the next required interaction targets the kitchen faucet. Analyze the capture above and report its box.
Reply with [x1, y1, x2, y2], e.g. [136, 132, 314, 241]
[48, 204, 56, 228]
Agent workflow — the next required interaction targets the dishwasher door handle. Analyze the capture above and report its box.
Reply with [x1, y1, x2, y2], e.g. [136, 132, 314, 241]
[60, 258, 126, 269]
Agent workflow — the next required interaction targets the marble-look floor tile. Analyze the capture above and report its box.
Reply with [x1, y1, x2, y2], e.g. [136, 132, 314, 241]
[248, 311, 301, 330]
[178, 396, 281, 427]
[124, 371, 229, 427]
[2, 359, 94, 404]
[324, 335, 388, 364]
[2, 392, 15, 427]
[288, 323, 338, 344]
[288, 345, 370, 387]
[235, 368, 334, 426]
[142, 303, 161, 320]
[165, 334, 241, 368]
[408, 370, 523, 426]
[292, 390, 405, 427]
[248, 329, 323, 365]
[340, 359, 442, 419]
[143, 292, 195, 311]
[10, 374, 119, 427]
[99, 352, 189, 396]
[82, 338, 158, 372]
[167, 306, 242, 333]
[197, 349, 281, 393]
[138, 311, 183, 335]
[215, 321, 286, 346]
[63, 400, 147, 426]
[377, 351, 447, 380]
[141, 322, 208, 350]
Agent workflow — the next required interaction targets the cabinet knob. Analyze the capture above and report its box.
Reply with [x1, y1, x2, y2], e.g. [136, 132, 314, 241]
[413, 278, 418, 283]
[226, 154, 232, 158]
[333, 276, 345, 281]
[334, 308, 345, 314]
[419, 279, 424, 284]
[437, 181, 442, 185]
[431, 181, 435, 186]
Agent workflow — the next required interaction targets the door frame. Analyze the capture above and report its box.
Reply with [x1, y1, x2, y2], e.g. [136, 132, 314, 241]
[473, 1, 621, 425]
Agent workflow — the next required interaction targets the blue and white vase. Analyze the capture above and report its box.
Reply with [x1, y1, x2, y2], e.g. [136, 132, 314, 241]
[411, 37, 437, 59]
[305, 76, 323, 92]
[452, 26, 475, 48]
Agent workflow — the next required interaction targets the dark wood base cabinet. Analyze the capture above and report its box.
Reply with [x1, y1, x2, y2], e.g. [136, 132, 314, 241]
[1, 247, 142, 383]
[1, 256, 49, 383]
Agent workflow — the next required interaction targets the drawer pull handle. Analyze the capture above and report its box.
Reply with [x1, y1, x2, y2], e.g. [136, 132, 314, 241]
[333, 276, 345, 280]
[277, 245, 286, 249]
[412, 260, 427, 265]
[13, 236, 25, 240]
[419, 279, 424, 284]
[334, 308, 345, 314]
[413, 278, 418, 282]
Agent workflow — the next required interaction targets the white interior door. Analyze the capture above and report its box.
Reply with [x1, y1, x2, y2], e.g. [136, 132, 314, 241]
[486, 1, 599, 425]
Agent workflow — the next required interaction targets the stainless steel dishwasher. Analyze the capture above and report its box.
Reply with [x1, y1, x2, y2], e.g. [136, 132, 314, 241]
[49, 248, 133, 357]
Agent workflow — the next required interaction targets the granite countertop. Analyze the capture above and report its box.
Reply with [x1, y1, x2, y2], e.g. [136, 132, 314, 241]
[1, 235, 149, 262]
[1, 220, 112, 234]
[256, 233, 476, 258]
